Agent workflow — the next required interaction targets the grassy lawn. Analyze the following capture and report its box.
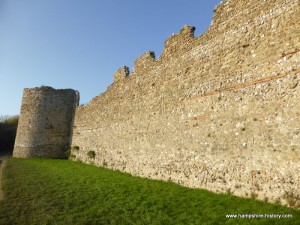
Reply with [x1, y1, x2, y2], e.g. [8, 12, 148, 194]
[0, 158, 299, 225]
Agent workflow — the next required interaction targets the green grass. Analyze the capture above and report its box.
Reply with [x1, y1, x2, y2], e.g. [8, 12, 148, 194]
[0, 158, 299, 225]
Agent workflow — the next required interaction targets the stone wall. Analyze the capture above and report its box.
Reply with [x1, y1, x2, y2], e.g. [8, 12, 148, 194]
[14, 86, 79, 158]
[71, 0, 300, 206]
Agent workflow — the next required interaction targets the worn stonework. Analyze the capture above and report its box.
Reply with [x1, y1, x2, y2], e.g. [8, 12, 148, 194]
[70, 0, 300, 207]
[13, 86, 79, 158]
[14, 0, 300, 207]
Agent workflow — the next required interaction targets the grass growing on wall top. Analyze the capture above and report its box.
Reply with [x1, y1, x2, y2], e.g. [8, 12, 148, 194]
[0, 158, 299, 225]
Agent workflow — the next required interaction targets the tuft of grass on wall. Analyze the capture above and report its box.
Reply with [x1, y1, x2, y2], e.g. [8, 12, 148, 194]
[0, 158, 299, 225]
[87, 150, 95, 159]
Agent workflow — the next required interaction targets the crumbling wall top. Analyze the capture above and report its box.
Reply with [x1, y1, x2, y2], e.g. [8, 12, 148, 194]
[114, 66, 130, 82]
[160, 25, 196, 60]
[132, 51, 156, 76]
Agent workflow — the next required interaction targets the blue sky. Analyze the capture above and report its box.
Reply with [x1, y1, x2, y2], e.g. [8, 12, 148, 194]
[0, 0, 221, 115]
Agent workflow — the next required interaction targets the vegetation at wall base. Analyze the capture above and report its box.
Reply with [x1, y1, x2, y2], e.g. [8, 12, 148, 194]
[0, 158, 299, 225]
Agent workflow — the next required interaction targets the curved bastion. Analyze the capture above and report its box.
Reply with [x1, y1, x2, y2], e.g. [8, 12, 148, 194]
[13, 86, 79, 158]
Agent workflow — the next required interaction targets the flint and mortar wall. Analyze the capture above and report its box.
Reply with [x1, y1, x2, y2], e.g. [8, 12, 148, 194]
[71, 0, 300, 206]
[14, 86, 79, 158]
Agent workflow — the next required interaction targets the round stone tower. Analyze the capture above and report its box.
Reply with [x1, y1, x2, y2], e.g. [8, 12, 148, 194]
[13, 86, 79, 158]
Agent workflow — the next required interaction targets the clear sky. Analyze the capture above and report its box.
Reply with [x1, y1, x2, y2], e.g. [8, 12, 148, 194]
[0, 0, 221, 116]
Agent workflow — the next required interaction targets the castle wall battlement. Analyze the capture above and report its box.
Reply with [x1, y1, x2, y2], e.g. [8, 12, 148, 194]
[14, 0, 300, 207]
[70, 0, 299, 206]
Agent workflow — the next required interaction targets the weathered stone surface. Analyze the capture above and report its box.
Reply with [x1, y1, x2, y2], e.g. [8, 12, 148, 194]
[13, 86, 79, 158]
[13, 0, 299, 208]
[114, 66, 130, 82]
[71, 0, 299, 207]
